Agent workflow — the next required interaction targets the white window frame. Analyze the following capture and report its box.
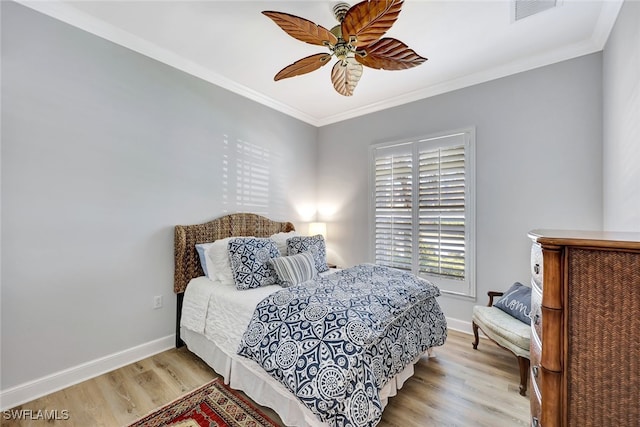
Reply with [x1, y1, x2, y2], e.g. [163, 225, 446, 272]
[370, 128, 476, 298]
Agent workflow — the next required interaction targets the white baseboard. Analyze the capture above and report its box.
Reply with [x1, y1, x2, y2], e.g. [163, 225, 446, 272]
[445, 317, 491, 341]
[445, 316, 473, 335]
[1, 317, 474, 410]
[0, 334, 174, 411]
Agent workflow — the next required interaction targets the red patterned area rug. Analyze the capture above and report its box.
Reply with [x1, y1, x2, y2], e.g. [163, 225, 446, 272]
[129, 378, 280, 427]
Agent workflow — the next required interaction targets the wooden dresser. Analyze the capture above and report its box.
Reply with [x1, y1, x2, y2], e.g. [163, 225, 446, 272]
[528, 230, 640, 427]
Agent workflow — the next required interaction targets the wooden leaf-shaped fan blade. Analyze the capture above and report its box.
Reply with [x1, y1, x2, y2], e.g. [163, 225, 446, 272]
[331, 58, 363, 96]
[356, 38, 427, 70]
[262, 11, 338, 46]
[341, 0, 403, 48]
[274, 53, 333, 81]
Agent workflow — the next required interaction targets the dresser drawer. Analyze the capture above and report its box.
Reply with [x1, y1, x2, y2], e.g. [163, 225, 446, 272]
[531, 382, 542, 427]
[530, 243, 543, 289]
[530, 280, 542, 341]
[530, 329, 542, 400]
[531, 334, 543, 427]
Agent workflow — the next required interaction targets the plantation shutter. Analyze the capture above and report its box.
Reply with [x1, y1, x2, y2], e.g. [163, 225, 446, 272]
[418, 137, 466, 280]
[371, 129, 475, 297]
[373, 143, 413, 271]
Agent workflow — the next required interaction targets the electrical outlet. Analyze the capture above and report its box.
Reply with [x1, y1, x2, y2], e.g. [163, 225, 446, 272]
[153, 295, 163, 309]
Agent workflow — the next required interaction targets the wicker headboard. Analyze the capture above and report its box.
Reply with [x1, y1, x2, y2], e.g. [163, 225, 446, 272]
[173, 212, 295, 293]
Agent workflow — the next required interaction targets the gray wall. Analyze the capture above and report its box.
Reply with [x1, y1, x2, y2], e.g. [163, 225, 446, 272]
[1, 2, 317, 390]
[603, 0, 640, 232]
[317, 53, 604, 323]
[5, 0, 634, 401]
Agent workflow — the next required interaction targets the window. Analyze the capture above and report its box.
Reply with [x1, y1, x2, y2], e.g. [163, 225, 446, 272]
[371, 129, 475, 297]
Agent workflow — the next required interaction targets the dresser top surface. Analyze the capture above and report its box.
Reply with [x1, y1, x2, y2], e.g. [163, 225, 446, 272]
[529, 229, 640, 250]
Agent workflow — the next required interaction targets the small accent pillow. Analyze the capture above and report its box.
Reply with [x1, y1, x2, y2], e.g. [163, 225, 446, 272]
[494, 282, 532, 324]
[269, 252, 317, 287]
[269, 231, 299, 256]
[286, 234, 329, 273]
[228, 237, 281, 290]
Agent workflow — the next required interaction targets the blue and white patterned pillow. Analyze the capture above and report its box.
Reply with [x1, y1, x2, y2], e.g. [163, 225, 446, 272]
[286, 234, 328, 273]
[269, 231, 299, 256]
[228, 237, 281, 290]
[269, 252, 317, 287]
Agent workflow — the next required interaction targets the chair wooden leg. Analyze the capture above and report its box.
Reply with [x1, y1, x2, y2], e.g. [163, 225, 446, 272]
[472, 321, 480, 350]
[517, 356, 530, 396]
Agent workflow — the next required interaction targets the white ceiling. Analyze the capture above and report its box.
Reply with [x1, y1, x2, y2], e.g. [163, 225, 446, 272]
[19, 0, 623, 126]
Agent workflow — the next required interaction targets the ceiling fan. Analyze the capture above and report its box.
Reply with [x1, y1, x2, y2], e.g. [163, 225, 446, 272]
[262, 0, 427, 97]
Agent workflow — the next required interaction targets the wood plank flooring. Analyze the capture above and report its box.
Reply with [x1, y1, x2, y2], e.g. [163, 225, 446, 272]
[3, 330, 530, 426]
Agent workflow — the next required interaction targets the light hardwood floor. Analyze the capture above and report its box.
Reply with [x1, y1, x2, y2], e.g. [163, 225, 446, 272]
[3, 330, 529, 426]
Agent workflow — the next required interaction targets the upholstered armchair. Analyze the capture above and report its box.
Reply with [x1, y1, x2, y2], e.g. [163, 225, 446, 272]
[472, 290, 531, 396]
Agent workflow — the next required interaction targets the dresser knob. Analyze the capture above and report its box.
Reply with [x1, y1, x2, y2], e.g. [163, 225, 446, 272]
[532, 365, 539, 378]
[534, 263, 540, 275]
[532, 417, 540, 427]
[533, 314, 541, 325]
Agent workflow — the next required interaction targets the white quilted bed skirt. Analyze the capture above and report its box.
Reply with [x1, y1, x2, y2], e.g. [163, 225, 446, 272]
[181, 327, 427, 427]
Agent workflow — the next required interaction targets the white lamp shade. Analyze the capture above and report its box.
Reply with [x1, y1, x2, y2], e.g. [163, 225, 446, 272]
[308, 222, 327, 239]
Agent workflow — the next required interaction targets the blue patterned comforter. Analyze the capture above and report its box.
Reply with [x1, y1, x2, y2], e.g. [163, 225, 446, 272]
[237, 263, 448, 427]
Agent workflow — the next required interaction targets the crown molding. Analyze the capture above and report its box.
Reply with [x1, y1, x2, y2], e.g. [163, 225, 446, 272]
[16, 0, 322, 127]
[16, 0, 623, 128]
[316, 37, 603, 126]
[591, 0, 625, 49]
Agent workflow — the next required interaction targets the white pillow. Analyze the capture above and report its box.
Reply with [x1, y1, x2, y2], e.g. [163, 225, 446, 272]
[195, 237, 234, 283]
[208, 237, 235, 283]
[269, 231, 299, 256]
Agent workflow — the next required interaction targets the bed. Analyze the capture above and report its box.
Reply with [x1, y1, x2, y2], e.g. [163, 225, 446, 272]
[174, 213, 447, 426]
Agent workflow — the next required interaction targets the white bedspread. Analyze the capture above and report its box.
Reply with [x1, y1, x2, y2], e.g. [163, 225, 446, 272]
[182, 276, 281, 354]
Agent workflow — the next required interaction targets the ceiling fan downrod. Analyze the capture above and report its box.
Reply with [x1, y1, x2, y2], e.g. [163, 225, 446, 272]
[333, 2, 350, 22]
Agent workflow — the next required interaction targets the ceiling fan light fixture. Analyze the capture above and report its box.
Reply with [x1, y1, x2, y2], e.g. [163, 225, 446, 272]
[263, 0, 427, 97]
